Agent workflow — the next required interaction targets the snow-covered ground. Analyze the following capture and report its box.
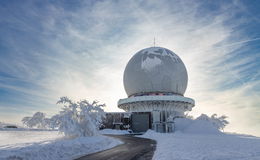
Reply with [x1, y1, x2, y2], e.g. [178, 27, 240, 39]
[0, 130, 62, 146]
[141, 130, 260, 160]
[0, 130, 122, 160]
[2, 118, 260, 160]
[141, 117, 260, 160]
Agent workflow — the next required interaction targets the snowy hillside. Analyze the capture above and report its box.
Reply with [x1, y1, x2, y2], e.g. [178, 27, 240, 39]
[141, 131, 260, 160]
[0, 130, 62, 146]
[140, 117, 260, 160]
[0, 130, 122, 160]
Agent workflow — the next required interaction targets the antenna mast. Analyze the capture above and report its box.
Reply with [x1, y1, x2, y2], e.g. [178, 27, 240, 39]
[153, 37, 156, 47]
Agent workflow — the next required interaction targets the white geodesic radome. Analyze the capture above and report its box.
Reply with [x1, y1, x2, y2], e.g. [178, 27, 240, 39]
[123, 47, 188, 97]
[119, 46, 194, 114]
[118, 46, 195, 133]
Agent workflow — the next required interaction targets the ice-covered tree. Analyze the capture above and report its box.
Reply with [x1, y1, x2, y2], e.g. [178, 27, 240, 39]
[210, 114, 229, 131]
[57, 97, 105, 137]
[174, 113, 229, 134]
[22, 112, 47, 129]
[22, 113, 59, 129]
[196, 114, 229, 131]
[48, 114, 61, 130]
[22, 117, 32, 127]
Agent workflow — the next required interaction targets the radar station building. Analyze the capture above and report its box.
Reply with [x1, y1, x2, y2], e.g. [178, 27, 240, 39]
[118, 47, 195, 133]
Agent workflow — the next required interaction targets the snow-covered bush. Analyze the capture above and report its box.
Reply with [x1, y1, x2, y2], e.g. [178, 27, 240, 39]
[210, 114, 229, 131]
[21, 117, 31, 127]
[174, 113, 229, 134]
[56, 97, 105, 137]
[48, 114, 61, 130]
[22, 112, 48, 129]
[22, 113, 60, 130]
[197, 114, 229, 131]
[21, 97, 105, 136]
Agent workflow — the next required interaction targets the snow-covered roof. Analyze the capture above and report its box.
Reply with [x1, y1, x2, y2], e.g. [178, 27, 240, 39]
[123, 47, 188, 97]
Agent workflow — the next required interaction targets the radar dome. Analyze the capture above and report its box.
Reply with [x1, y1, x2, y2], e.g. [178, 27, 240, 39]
[123, 47, 188, 97]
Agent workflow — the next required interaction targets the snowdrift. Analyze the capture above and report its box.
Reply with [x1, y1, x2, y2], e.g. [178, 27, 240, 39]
[141, 130, 260, 160]
[0, 130, 122, 160]
[174, 118, 222, 134]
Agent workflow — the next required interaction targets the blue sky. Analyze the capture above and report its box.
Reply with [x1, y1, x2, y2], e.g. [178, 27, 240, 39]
[0, 0, 260, 136]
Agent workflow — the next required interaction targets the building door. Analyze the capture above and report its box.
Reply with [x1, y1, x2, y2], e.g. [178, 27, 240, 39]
[131, 113, 150, 133]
